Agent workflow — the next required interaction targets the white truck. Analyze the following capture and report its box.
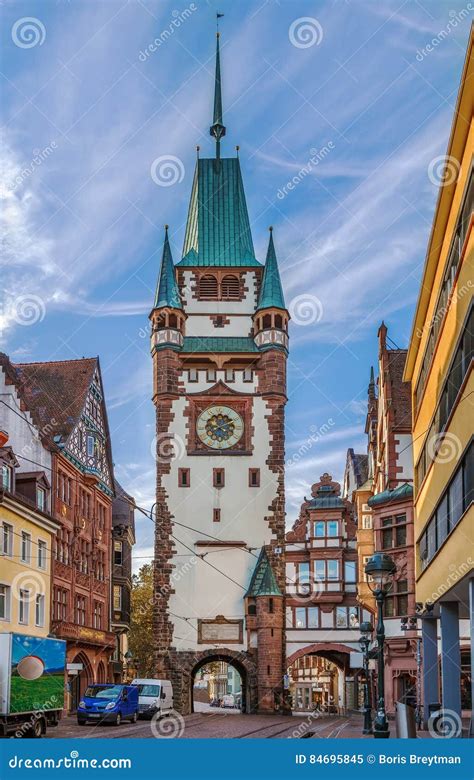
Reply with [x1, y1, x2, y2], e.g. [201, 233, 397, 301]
[0, 632, 66, 737]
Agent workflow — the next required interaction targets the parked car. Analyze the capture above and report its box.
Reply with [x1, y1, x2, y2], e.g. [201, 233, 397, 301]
[131, 679, 173, 719]
[221, 694, 235, 708]
[77, 684, 139, 726]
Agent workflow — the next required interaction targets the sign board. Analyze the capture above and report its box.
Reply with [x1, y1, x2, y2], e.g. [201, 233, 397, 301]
[350, 652, 376, 670]
[198, 616, 243, 644]
[66, 663, 83, 671]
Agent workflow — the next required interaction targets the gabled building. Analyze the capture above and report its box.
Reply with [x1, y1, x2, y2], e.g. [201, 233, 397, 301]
[349, 325, 417, 716]
[285, 474, 372, 713]
[12, 357, 116, 710]
[0, 354, 60, 639]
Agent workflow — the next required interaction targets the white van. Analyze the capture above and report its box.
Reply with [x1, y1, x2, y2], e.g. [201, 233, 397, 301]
[131, 679, 173, 719]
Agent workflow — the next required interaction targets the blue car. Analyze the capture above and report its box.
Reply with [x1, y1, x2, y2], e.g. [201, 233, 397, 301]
[77, 684, 139, 726]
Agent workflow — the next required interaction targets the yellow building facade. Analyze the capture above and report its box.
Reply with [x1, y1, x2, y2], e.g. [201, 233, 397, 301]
[0, 490, 59, 638]
[404, 27, 473, 733]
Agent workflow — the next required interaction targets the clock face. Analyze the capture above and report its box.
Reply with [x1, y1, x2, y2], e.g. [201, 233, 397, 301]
[196, 405, 244, 450]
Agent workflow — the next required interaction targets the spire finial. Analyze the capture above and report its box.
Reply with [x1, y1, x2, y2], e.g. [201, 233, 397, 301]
[210, 15, 226, 159]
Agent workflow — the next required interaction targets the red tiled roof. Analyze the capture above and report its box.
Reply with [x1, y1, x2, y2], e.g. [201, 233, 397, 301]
[13, 358, 97, 443]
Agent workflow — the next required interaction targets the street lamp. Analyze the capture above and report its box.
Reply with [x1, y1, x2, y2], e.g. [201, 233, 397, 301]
[365, 553, 396, 739]
[358, 621, 374, 735]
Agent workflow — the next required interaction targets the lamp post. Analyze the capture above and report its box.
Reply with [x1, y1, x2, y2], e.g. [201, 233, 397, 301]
[365, 552, 396, 739]
[359, 621, 374, 735]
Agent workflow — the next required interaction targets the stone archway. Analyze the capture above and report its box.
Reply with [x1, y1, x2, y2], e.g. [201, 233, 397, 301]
[167, 648, 258, 715]
[70, 652, 94, 712]
[286, 644, 356, 715]
[96, 660, 106, 684]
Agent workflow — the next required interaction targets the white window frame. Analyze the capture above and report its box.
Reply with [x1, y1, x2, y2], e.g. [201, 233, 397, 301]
[87, 435, 95, 457]
[37, 486, 46, 512]
[35, 594, 45, 627]
[0, 583, 11, 621]
[1, 464, 12, 491]
[21, 531, 31, 564]
[37, 539, 47, 570]
[2, 523, 13, 557]
[19, 589, 30, 624]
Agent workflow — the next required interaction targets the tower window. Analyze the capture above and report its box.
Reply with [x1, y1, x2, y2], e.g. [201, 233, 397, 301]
[179, 468, 190, 487]
[243, 368, 253, 382]
[274, 314, 283, 329]
[188, 369, 198, 382]
[263, 314, 272, 329]
[207, 368, 217, 382]
[269, 598, 274, 613]
[199, 274, 218, 300]
[249, 468, 260, 487]
[168, 313, 178, 328]
[213, 468, 225, 488]
[225, 368, 235, 382]
[221, 274, 240, 300]
[213, 508, 221, 523]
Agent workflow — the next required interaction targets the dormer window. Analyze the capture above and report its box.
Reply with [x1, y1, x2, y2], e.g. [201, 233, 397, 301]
[37, 486, 46, 512]
[1, 464, 12, 491]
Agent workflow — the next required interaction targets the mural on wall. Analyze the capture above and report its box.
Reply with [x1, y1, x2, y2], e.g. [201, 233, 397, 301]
[9, 634, 66, 714]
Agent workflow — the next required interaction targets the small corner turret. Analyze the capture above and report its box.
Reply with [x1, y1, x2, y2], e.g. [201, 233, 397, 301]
[149, 225, 186, 353]
[253, 227, 289, 353]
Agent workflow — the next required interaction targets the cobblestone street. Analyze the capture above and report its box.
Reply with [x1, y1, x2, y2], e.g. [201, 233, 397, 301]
[46, 712, 374, 739]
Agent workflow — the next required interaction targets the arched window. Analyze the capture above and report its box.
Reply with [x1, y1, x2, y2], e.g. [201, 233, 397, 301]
[248, 604, 256, 616]
[221, 275, 240, 300]
[263, 313, 272, 329]
[199, 274, 218, 299]
[275, 314, 283, 329]
[157, 313, 166, 329]
[168, 313, 178, 328]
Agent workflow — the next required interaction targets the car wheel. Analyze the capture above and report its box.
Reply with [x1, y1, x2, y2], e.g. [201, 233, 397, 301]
[114, 713, 122, 726]
[130, 712, 137, 724]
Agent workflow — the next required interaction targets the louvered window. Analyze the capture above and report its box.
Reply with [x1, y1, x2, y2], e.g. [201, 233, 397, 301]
[199, 275, 218, 299]
[221, 275, 240, 300]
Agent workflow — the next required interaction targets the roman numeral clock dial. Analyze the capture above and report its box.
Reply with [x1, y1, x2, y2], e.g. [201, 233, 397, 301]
[196, 405, 244, 450]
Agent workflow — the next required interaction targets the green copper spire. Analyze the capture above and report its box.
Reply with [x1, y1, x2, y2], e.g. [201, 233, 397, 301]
[256, 227, 286, 311]
[244, 548, 282, 598]
[154, 226, 182, 310]
[210, 30, 226, 157]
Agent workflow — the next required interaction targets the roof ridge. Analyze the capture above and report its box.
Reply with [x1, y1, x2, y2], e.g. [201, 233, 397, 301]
[14, 357, 96, 367]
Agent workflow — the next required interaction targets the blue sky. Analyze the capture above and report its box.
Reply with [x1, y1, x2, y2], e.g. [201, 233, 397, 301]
[1, 0, 471, 567]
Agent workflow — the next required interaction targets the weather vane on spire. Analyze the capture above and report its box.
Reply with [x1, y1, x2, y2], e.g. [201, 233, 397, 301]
[210, 13, 226, 159]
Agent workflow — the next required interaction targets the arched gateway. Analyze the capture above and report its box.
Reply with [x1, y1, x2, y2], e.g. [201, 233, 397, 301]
[180, 650, 258, 714]
[150, 28, 289, 716]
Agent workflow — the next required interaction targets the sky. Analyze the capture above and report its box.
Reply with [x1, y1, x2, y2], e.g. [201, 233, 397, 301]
[1, 0, 471, 569]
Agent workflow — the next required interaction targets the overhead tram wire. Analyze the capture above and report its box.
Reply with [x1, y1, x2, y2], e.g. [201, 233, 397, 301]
[0, 399, 259, 558]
